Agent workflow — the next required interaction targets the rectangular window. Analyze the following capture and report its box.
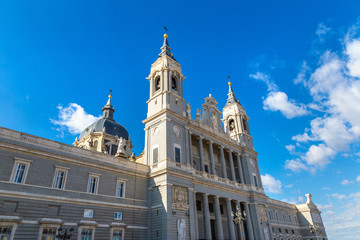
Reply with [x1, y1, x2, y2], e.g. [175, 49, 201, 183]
[114, 212, 123, 220]
[80, 229, 93, 240]
[13, 163, 27, 183]
[112, 229, 123, 240]
[87, 174, 100, 194]
[253, 175, 258, 187]
[175, 147, 181, 163]
[84, 209, 94, 218]
[153, 147, 158, 164]
[53, 170, 66, 189]
[0, 226, 12, 239]
[41, 227, 56, 240]
[116, 179, 126, 198]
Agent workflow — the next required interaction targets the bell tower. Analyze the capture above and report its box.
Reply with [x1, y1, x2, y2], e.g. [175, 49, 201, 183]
[222, 81, 253, 149]
[146, 33, 185, 118]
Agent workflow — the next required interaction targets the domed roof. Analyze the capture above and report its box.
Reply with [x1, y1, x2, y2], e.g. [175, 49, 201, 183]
[79, 118, 129, 140]
[79, 92, 130, 140]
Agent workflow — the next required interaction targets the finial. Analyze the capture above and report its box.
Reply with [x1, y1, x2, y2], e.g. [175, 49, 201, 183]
[163, 26, 168, 38]
[227, 75, 231, 85]
[108, 89, 112, 99]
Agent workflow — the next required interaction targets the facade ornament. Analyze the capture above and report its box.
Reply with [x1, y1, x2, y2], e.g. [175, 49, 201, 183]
[172, 186, 189, 210]
[177, 218, 186, 240]
[196, 109, 201, 121]
[116, 137, 126, 155]
[186, 102, 191, 119]
[258, 205, 268, 222]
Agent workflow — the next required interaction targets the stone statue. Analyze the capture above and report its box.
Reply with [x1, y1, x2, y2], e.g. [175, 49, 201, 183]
[177, 218, 186, 240]
[117, 137, 126, 155]
[186, 102, 191, 119]
[196, 109, 201, 121]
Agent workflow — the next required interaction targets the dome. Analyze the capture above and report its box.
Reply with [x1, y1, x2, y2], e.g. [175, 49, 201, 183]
[79, 91, 130, 141]
[79, 118, 129, 140]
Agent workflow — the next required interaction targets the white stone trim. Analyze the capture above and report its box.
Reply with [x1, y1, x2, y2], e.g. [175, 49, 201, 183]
[10, 157, 32, 184]
[52, 166, 69, 190]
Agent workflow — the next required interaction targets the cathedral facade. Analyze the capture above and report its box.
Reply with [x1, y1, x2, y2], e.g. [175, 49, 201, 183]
[0, 34, 327, 240]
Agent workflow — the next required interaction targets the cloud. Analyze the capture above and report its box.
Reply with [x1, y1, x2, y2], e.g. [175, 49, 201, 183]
[302, 144, 335, 168]
[284, 184, 293, 188]
[263, 91, 309, 119]
[331, 193, 347, 200]
[357, 176, 360, 182]
[50, 103, 100, 137]
[341, 179, 354, 185]
[261, 174, 282, 194]
[250, 72, 309, 119]
[285, 144, 296, 154]
[285, 159, 308, 172]
[323, 191, 360, 239]
[286, 21, 360, 172]
[249, 72, 277, 91]
[315, 23, 331, 42]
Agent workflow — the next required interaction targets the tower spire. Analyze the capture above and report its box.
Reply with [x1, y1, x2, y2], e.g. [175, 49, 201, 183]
[102, 90, 115, 120]
[226, 77, 240, 106]
[158, 27, 175, 60]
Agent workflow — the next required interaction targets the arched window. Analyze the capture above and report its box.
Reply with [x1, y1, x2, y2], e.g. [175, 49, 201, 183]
[155, 77, 161, 91]
[242, 118, 248, 132]
[229, 119, 235, 132]
[171, 77, 177, 91]
[94, 140, 98, 148]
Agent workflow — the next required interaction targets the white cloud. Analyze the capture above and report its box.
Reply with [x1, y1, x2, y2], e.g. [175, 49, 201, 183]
[50, 103, 100, 136]
[323, 191, 360, 239]
[346, 38, 360, 78]
[315, 23, 331, 42]
[285, 159, 308, 172]
[331, 193, 347, 200]
[249, 72, 278, 91]
[294, 61, 311, 85]
[284, 184, 293, 188]
[285, 144, 295, 154]
[261, 174, 282, 194]
[302, 144, 335, 168]
[263, 91, 309, 119]
[356, 176, 360, 182]
[341, 179, 354, 185]
[287, 22, 360, 172]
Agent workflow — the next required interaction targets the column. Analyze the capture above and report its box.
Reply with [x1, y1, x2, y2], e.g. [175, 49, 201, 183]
[202, 193, 212, 240]
[188, 131, 193, 166]
[236, 154, 245, 183]
[266, 205, 274, 240]
[214, 196, 224, 240]
[235, 201, 246, 240]
[188, 189, 196, 240]
[228, 150, 236, 181]
[226, 199, 236, 240]
[220, 146, 227, 178]
[209, 141, 216, 175]
[193, 191, 199, 240]
[244, 203, 254, 240]
[199, 137, 205, 172]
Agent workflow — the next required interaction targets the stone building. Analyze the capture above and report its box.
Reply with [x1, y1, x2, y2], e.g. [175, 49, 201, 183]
[0, 33, 327, 240]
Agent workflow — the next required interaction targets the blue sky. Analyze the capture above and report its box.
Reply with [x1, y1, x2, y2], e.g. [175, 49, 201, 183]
[1, 1, 360, 239]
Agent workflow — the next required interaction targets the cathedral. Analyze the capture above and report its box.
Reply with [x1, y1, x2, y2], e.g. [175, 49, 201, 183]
[0, 33, 327, 240]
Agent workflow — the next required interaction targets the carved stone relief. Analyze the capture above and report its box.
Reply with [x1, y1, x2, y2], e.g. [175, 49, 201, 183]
[258, 205, 268, 222]
[172, 186, 189, 210]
